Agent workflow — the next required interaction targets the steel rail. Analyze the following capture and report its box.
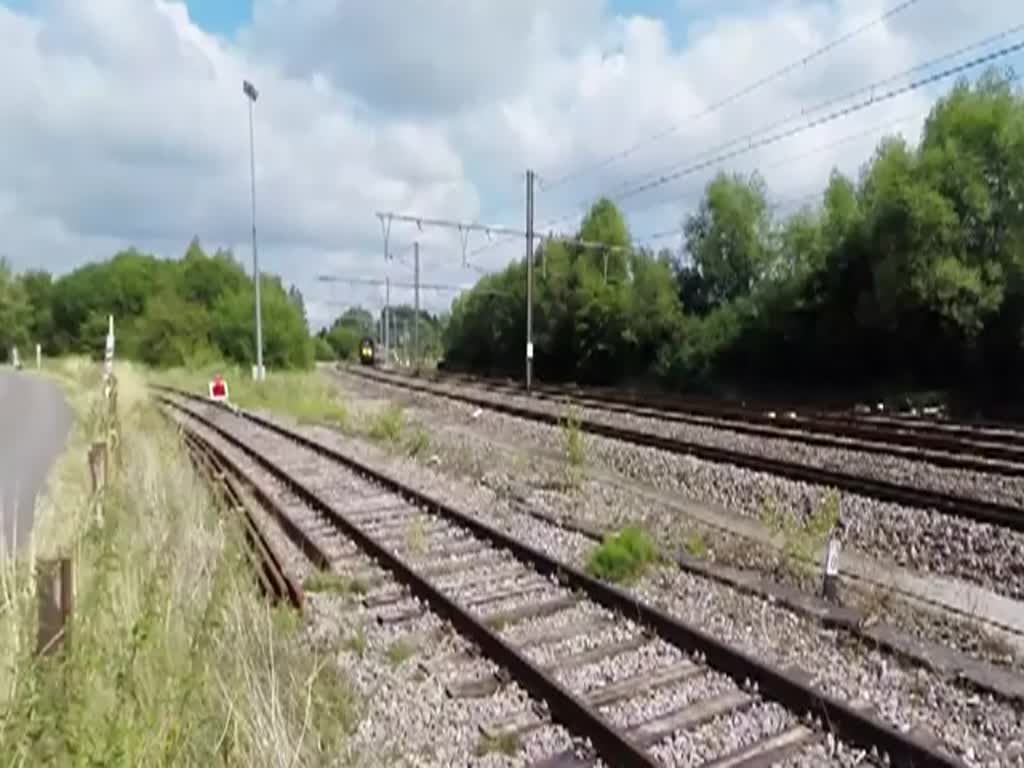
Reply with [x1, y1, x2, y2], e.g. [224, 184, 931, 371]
[159, 392, 656, 767]
[154, 384, 965, 768]
[178, 425, 305, 611]
[342, 367, 1024, 532]
[432, 367, 1024, 450]
[415, 369, 1024, 472]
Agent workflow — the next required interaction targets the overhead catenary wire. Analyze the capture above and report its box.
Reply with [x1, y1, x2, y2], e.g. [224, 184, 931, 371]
[620, 106, 929, 217]
[463, 0, 935, 263]
[610, 35, 1024, 205]
[316, 275, 476, 293]
[384, 26, 1024, 291]
[516, 23, 1024, 243]
[374, 211, 635, 253]
[537, 0, 929, 193]
[464, 106, 931, 265]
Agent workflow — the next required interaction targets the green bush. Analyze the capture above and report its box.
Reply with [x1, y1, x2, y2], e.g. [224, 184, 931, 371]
[585, 526, 659, 583]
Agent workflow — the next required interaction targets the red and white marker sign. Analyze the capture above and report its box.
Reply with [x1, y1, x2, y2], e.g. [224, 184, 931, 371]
[208, 374, 229, 402]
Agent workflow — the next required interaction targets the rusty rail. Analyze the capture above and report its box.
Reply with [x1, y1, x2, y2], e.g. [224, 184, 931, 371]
[154, 384, 965, 768]
[344, 366, 1024, 532]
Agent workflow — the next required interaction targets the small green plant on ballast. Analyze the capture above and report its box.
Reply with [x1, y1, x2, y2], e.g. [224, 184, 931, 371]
[303, 568, 349, 594]
[760, 490, 841, 577]
[404, 427, 430, 458]
[368, 403, 405, 445]
[561, 404, 586, 488]
[586, 526, 659, 583]
[682, 530, 708, 559]
[476, 732, 521, 757]
[385, 638, 416, 666]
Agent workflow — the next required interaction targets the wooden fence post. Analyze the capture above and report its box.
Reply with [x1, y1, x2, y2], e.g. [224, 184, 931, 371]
[88, 441, 108, 495]
[37, 558, 73, 656]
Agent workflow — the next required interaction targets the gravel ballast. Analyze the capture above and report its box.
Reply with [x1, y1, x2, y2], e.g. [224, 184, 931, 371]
[330, 368, 1024, 603]
[170, 395, 1023, 767]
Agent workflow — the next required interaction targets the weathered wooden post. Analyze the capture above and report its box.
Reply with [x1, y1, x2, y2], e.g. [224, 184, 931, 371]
[821, 518, 846, 603]
[36, 558, 73, 656]
[88, 440, 108, 495]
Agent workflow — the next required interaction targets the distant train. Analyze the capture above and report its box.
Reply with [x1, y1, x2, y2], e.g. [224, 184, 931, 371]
[358, 336, 376, 366]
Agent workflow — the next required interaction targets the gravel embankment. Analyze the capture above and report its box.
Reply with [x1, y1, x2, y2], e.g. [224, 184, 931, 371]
[175, 397, 1023, 767]
[399, 373, 1024, 507]
[332, 369, 1024, 603]
[173, 409, 591, 767]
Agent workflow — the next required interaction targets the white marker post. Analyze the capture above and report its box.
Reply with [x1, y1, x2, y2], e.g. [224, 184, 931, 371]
[36, 344, 41, 369]
[11, 346, 20, 370]
[103, 316, 115, 400]
[821, 520, 846, 602]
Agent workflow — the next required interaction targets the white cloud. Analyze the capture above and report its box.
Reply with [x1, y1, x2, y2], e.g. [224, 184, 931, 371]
[2, 0, 1022, 331]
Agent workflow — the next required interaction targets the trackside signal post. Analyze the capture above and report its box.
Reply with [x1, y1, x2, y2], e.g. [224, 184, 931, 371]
[209, 374, 230, 402]
[525, 169, 535, 392]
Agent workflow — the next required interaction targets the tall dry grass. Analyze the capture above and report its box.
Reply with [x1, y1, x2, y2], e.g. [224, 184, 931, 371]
[0, 358, 359, 766]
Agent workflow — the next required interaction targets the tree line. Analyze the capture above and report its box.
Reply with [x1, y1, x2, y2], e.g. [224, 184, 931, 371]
[0, 239, 314, 369]
[0, 236, 446, 371]
[442, 70, 1024, 414]
[316, 305, 444, 363]
[3, 69, 1021, 414]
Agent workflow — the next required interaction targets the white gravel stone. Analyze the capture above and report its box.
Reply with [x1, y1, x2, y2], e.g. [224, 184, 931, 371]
[599, 669, 739, 728]
[329, 369, 1024, 605]
[168, 395, 1024, 766]
[652, 701, 796, 767]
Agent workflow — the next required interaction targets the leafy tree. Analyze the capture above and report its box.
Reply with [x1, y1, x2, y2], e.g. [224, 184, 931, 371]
[0, 259, 31, 360]
[683, 171, 772, 306]
[18, 270, 55, 353]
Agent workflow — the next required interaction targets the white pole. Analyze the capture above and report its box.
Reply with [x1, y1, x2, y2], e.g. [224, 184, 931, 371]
[36, 344, 41, 369]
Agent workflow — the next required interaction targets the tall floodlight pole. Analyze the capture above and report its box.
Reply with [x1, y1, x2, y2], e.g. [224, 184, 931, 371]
[525, 169, 535, 392]
[413, 242, 421, 372]
[243, 79, 264, 381]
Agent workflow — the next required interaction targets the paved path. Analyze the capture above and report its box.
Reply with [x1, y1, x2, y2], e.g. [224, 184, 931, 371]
[0, 370, 72, 553]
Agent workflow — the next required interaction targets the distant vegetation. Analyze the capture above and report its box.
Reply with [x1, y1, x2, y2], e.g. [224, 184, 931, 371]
[4, 71, 1022, 415]
[0, 238, 445, 372]
[0, 239, 313, 369]
[315, 305, 444, 364]
[442, 71, 1024, 415]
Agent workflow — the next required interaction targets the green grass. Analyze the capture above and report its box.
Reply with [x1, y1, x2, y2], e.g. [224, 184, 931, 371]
[367, 403, 405, 444]
[585, 526, 659, 584]
[344, 626, 368, 658]
[561, 404, 587, 488]
[476, 732, 521, 757]
[681, 531, 709, 559]
[157, 362, 350, 430]
[0, 358, 361, 766]
[404, 427, 431, 458]
[403, 517, 428, 555]
[761, 490, 842, 577]
[304, 568, 352, 595]
[384, 639, 416, 667]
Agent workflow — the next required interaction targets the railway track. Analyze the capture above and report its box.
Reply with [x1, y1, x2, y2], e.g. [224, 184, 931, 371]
[157, 384, 963, 767]
[431, 370, 1024, 448]
[341, 366, 1024, 533]
[177, 421, 304, 611]
[408, 370, 1024, 473]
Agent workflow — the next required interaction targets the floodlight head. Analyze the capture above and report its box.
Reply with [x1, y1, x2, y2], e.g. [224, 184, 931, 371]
[242, 80, 259, 101]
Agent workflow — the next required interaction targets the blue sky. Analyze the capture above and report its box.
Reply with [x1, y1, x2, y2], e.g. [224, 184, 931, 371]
[113, 0, 693, 43]
[183, 0, 251, 36]
[2, 0, 1018, 325]
[183, 0, 692, 40]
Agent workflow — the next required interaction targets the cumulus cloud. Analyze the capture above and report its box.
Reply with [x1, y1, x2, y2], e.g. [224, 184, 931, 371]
[2, 0, 1022, 330]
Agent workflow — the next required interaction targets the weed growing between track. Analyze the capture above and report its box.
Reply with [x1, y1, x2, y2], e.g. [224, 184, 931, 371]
[0, 359, 360, 766]
[586, 526, 660, 584]
[159, 363, 350, 430]
[157, 364, 436, 459]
